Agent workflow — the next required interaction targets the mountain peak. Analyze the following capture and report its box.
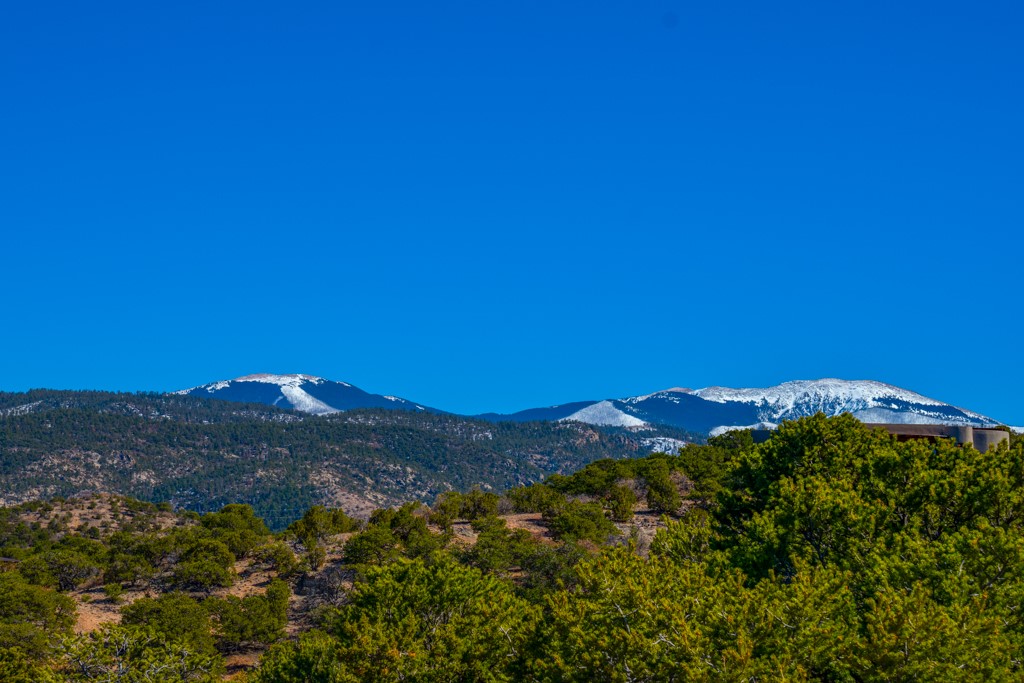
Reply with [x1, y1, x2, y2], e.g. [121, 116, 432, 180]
[484, 378, 1000, 434]
[173, 375, 1003, 435]
[232, 373, 333, 387]
[176, 374, 430, 416]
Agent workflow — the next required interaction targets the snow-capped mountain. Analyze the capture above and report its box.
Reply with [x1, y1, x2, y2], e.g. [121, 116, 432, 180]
[482, 379, 1000, 434]
[174, 375, 1003, 436]
[174, 374, 433, 416]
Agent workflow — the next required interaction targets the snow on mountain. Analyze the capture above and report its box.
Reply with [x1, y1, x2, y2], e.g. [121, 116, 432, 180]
[690, 379, 994, 426]
[694, 379, 942, 410]
[640, 436, 689, 453]
[709, 422, 779, 437]
[555, 379, 998, 435]
[625, 388, 693, 403]
[175, 374, 432, 415]
[278, 384, 337, 415]
[560, 400, 649, 428]
[173, 375, 1002, 436]
[175, 373, 323, 394]
[0, 401, 44, 417]
[234, 373, 328, 387]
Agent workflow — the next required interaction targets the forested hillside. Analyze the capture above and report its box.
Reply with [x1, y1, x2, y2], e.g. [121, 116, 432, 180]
[1, 417, 1022, 681]
[0, 390, 696, 524]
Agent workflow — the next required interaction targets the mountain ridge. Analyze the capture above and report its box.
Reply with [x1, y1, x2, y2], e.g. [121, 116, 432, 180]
[170, 374, 1005, 435]
[175, 373, 438, 416]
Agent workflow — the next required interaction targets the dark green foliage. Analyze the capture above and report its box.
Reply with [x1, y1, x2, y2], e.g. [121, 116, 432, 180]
[6, 412, 1024, 682]
[287, 506, 361, 550]
[547, 459, 632, 496]
[531, 546, 863, 682]
[102, 583, 124, 604]
[370, 503, 442, 558]
[0, 572, 76, 659]
[505, 483, 565, 514]
[254, 540, 300, 577]
[341, 525, 400, 567]
[104, 532, 160, 586]
[543, 500, 620, 544]
[642, 458, 682, 513]
[316, 558, 537, 682]
[200, 504, 270, 557]
[206, 579, 290, 651]
[457, 489, 501, 520]
[540, 453, 690, 518]
[0, 390, 691, 530]
[344, 503, 443, 567]
[167, 532, 235, 590]
[59, 624, 224, 682]
[121, 593, 216, 655]
[426, 491, 462, 530]
[16, 556, 57, 588]
[523, 416, 1024, 681]
[459, 516, 538, 577]
[251, 631, 350, 683]
[0, 647, 58, 683]
[24, 550, 101, 591]
[427, 489, 500, 527]
[605, 484, 637, 522]
[516, 542, 589, 602]
[673, 429, 752, 496]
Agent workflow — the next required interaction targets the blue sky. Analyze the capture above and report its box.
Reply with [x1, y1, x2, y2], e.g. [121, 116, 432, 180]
[1, 1, 1021, 421]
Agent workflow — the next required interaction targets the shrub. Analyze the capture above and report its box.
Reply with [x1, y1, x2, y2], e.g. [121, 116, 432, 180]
[102, 583, 124, 604]
[207, 580, 289, 651]
[121, 593, 215, 655]
[544, 501, 620, 544]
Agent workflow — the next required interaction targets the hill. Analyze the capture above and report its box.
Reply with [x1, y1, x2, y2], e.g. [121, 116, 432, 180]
[0, 390, 696, 527]
[168, 374, 1004, 433]
[2, 419, 1023, 681]
[482, 378, 1000, 432]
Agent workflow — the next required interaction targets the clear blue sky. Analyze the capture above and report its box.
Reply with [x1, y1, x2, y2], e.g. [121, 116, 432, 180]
[1, 1, 1021, 422]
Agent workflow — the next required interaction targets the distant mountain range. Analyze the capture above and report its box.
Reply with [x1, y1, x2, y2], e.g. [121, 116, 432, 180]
[176, 374, 435, 415]
[0, 389, 692, 524]
[0, 378, 1011, 526]
[176, 374, 1002, 435]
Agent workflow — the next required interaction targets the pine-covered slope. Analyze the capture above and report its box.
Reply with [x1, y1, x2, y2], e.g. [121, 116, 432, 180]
[0, 390, 694, 528]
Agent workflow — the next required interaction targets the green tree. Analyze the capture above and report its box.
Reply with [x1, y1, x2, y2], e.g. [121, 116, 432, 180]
[532, 546, 860, 682]
[0, 572, 76, 659]
[328, 557, 537, 682]
[59, 624, 224, 682]
[543, 500, 619, 544]
[341, 525, 399, 567]
[169, 535, 235, 591]
[287, 506, 360, 551]
[20, 550, 101, 592]
[200, 504, 270, 558]
[459, 516, 538, 577]
[641, 458, 681, 514]
[206, 579, 290, 651]
[251, 631, 353, 683]
[254, 558, 538, 681]
[0, 647, 59, 683]
[121, 593, 216, 656]
[605, 484, 637, 522]
[505, 483, 566, 515]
